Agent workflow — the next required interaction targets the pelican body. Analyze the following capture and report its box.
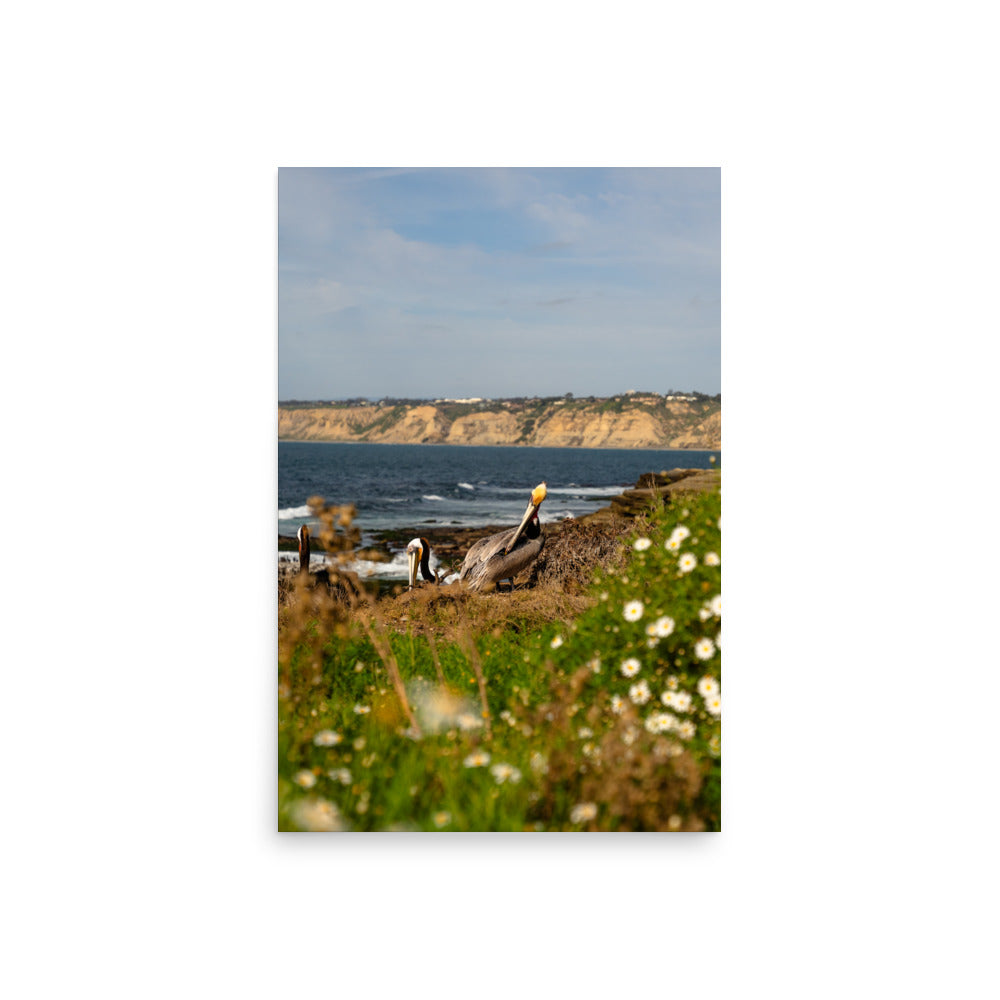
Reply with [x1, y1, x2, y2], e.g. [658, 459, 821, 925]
[406, 537, 439, 589]
[459, 482, 547, 592]
[297, 524, 331, 585]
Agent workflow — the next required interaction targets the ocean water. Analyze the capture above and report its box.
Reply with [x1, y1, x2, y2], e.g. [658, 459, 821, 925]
[279, 441, 720, 580]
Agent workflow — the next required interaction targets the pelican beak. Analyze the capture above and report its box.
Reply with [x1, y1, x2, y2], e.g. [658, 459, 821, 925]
[505, 482, 547, 554]
[407, 544, 420, 590]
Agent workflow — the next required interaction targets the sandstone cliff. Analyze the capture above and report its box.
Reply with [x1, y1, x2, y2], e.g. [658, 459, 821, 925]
[279, 396, 721, 450]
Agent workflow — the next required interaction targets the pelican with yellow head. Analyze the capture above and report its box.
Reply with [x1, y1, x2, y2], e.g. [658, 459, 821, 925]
[459, 482, 547, 592]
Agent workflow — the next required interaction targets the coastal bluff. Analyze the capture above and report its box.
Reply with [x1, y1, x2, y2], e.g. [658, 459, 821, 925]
[279, 394, 721, 450]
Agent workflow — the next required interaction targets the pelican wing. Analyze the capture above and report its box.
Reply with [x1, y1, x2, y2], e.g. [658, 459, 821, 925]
[460, 530, 544, 591]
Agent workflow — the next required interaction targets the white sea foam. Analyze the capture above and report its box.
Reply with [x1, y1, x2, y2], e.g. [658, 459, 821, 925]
[457, 482, 475, 491]
[422, 494, 445, 501]
[278, 504, 313, 519]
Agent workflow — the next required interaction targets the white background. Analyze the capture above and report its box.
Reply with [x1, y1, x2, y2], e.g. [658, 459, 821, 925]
[4, 2, 997, 996]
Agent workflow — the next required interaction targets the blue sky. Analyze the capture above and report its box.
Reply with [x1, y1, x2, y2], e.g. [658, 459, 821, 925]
[278, 168, 720, 400]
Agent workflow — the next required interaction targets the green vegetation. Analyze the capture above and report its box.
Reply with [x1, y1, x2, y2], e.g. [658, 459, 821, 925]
[278, 486, 722, 832]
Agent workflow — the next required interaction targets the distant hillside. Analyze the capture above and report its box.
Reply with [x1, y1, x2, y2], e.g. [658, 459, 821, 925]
[278, 394, 721, 450]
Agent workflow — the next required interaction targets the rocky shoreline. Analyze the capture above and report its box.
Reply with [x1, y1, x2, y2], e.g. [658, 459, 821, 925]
[278, 467, 719, 564]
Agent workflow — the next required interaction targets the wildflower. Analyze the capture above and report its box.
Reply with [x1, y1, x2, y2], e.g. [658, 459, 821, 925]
[289, 797, 343, 832]
[677, 720, 697, 740]
[666, 675, 679, 691]
[665, 525, 690, 551]
[633, 537, 651, 551]
[353, 704, 370, 715]
[621, 726, 639, 746]
[704, 693, 722, 717]
[578, 727, 594, 740]
[697, 676, 719, 698]
[433, 811, 452, 828]
[673, 691, 692, 712]
[582, 742, 597, 758]
[353, 736, 366, 750]
[490, 763, 522, 784]
[456, 713, 483, 730]
[610, 694, 626, 715]
[629, 680, 652, 705]
[530, 752, 549, 774]
[708, 734, 721, 757]
[623, 600, 644, 622]
[716, 631, 722, 649]
[699, 605, 712, 621]
[661, 690, 677, 708]
[678, 553, 697, 574]
[649, 615, 675, 638]
[620, 657, 641, 678]
[694, 637, 716, 660]
[588, 657, 602, 674]
[704, 551, 720, 567]
[646, 637, 659, 649]
[570, 802, 598, 824]
[293, 769, 317, 789]
[645, 712, 676, 733]
[463, 750, 491, 768]
[327, 767, 352, 785]
[313, 729, 342, 747]
[550, 635, 564, 649]
[710, 594, 722, 617]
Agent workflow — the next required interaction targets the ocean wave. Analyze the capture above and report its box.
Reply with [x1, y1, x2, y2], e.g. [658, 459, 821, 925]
[422, 494, 445, 501]
[278, 504, 313, 519]
[457, 482, 475, 491]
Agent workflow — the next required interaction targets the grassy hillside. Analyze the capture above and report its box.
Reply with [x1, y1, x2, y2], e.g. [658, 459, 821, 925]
[278, 482, 722, 832]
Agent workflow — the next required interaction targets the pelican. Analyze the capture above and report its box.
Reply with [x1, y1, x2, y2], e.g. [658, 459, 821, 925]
[406, 537, 439, 589]
[459, 482, 547, 592]
[297, 524, 332, 586]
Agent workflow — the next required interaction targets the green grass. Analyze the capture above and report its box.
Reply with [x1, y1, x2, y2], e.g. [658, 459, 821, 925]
[278, 487, 722, 832]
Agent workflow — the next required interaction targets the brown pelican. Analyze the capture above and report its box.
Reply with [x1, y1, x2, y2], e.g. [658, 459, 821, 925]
[297, 524, 332, 586]
[459, 482, 547, 592]
[406, 537, 439, 589]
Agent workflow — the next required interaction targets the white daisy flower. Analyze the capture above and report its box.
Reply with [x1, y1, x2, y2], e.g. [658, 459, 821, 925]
[610, 694, 626, 715]
[633, 537, 652, 551]
[651, 615, 675, 638]
[710, 594, 722, 617]
[677, 720, 697, 739]
[289, 797, 343, 832]
[621, 726, 639, 746]
[313, 729, 342, 747]
[457, 713, 483, 730]
[660, 689, 677, 708]
[694, 637, 716, 660]
[666, 675, 679, 691]
[550, 635, 564, 649]
[704, 551, 720, 567]
[673, 691, 692, 712]
[530, 752, 549, 774]
[698, 676, 719, 698]
[353, 704, 370, 715]
[645, 711, 676, 733]
[327, 767, 352, 785]
[293, 769, 317, 789]
[671, 525, 691, 543]
[490, 763, 522, 784]
[629, 680, 652, 705]
[623, 600, 644, 622]
[699, 605, 712, 621]
[620, 657, 641, 678]
[646, 637, 660, 648]
[704, 693, 722, 717]
[577, 727, 593, 740]
[463, 750, 491, 768]
[587, 657, 602, 674]
[570, 802, 598, 824]
[678, 552, 697, 574]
